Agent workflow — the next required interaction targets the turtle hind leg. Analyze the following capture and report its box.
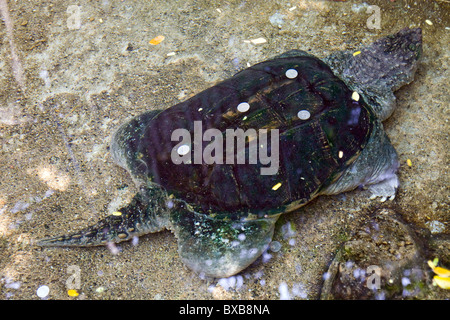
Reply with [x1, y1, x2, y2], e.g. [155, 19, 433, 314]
[169, 202, 279, 278]
[37, 185, 170, 247]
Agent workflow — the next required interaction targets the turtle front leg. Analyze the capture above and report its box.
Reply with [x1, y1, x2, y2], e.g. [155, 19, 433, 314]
[169, 202, 279, 278]
[37, 185, 170, 247]
[321, 119, 399, 201]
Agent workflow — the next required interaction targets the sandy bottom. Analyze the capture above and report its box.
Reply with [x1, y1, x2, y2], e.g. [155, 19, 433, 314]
[0, 0, 448, 300]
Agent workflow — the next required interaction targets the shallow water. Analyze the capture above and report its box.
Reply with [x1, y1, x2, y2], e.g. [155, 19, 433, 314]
[0, 0, 448, 300]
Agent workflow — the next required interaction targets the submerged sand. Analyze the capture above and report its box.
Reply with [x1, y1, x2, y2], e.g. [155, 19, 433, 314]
[0, 0, 448, 300]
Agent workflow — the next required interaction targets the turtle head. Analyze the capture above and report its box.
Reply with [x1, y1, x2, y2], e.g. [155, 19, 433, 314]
[359, 27, 422, 93]
[355, 28, 423, 120]
[324, 28, 423, 121]
[376, 27, 422, 72]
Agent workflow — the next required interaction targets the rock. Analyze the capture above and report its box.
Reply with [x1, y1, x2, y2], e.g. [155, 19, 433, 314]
[320, 208, 433, 300]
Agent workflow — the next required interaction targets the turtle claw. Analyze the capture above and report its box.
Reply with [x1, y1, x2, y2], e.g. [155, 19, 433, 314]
[169, 202, 279, 278]
[367, 174, 398, 202]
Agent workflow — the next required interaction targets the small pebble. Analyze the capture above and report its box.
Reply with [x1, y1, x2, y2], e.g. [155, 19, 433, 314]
[37, 285, 50, 298]
[425, 220, 445, 234]
[425, 19, 433, 26]
[5, 281, 21, 289]
[279, 282, 291, 300]
[95, 286, 105, 293]
[401, 277, 411, 287]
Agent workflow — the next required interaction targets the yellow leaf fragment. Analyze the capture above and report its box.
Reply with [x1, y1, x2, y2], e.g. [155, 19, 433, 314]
[433, 266, 450, 277]
[433, 276, 450, 290]
[272, 182, 282, 191]
[428, 259, 450, 277]
[149, 35, 165, 45]
[407, 159, 412, 167]
[67, 289, 79, 297]
[428, 260, 437, 269]
[353, 51, 361, 56]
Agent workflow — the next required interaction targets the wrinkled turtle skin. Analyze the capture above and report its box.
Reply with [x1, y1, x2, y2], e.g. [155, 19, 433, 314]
[38, 28, 422, 278]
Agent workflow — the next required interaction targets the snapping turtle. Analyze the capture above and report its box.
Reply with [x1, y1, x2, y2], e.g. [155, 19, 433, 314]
[38, 28, 422, 278]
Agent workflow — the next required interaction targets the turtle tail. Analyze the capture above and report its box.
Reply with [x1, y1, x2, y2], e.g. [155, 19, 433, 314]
[37, 185, 171, 247]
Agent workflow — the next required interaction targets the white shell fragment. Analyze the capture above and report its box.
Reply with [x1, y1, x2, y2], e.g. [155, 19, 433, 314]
[177, 144, 190, 155]
[297, 110, 311, 120]
[285, 69, 298, 79]
[237, 102, 250, 112]
[249, 38, 267, 45]
[352, 91, 360, 101]
[338, 150, 344, 159]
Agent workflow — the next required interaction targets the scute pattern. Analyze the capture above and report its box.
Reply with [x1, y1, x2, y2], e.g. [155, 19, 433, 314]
[127, 55, 375, 213]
